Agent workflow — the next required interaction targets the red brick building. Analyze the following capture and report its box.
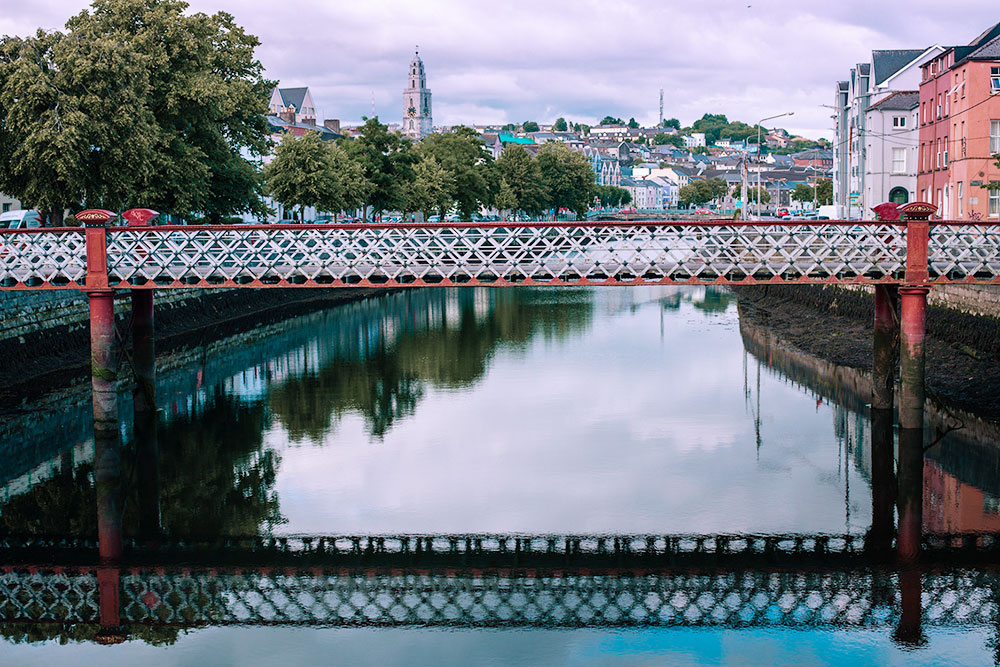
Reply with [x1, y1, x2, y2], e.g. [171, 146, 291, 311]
[917, 23, 1000, 219]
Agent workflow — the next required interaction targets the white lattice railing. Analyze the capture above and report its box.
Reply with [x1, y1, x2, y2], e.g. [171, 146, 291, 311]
[104, 222, 912, 287]
[1, 221, 999, 289]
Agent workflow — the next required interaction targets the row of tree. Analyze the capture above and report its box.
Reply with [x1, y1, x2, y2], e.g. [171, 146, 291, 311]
[678, 177, 833, 208]
[264, 118, 600, 221]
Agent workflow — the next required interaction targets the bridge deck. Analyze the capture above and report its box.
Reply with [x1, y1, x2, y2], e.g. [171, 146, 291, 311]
[1, 220, 997, 290]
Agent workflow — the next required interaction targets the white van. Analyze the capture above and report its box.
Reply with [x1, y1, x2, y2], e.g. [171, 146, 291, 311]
[0, 210, 42, 229]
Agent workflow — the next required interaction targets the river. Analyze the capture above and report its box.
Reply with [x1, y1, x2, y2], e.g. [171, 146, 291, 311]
[0, 286, 998, 666]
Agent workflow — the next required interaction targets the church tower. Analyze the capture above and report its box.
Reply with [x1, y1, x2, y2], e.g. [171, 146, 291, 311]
[403, 50, 432, 140]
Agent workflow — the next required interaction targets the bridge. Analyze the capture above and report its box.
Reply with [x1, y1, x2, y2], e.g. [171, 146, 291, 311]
[0, 532, 998, 643]
[1, 217, 998, 290]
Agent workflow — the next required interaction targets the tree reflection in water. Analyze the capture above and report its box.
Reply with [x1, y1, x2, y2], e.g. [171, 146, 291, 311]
[268, 289, 594, 442]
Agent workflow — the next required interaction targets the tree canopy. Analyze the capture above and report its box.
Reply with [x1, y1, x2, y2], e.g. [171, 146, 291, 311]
[343, 116, 416, 221]
[679, 178, 727, 207]
[792, 183, 814, 203]
[536, 143, 596, 218]
[419, 126, 493, 219]
[653, 133, 683, 148]
[600, 116, 624, 126]
[522, 121, 540, 132]
[262, 131, 366, 220]
[0, 0, 273, 223]
[495, 145, 547, 217]
[815, 178, 833, 205]
[553, 117, 568, 132]
[662, 118, 681, 130]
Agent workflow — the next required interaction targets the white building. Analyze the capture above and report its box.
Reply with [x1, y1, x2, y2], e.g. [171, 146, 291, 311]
[863, 91, 920, 212]
[403, 51, 433, 140]
[682, 133, 706, 148]
[833, 46, 943, 218]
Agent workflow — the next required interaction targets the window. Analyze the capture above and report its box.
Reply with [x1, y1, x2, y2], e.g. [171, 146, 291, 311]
[921, 102, 927, 123]
[958, 182, 964, 216]
[992, 67, 1000, 94]
[944, 137, 948, 166]
[893, 116, 907, 128]
[892, 147, 906, 173]
[1, 203, 9, 213]
[937, 188, 942, 207]
[936, 139, 941, 168]
[991, 120, 1000, 155]
[992, 189, 1000, 218]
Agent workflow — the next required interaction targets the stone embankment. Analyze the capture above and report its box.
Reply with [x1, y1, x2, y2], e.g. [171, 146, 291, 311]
[734, 285, 1000, 423]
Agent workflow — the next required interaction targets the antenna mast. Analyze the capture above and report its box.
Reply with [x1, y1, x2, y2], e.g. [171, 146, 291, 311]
[659, 89, 664, 126]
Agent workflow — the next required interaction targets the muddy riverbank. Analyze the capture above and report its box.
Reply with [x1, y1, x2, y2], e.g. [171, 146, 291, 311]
[734, 285, 1000, 423]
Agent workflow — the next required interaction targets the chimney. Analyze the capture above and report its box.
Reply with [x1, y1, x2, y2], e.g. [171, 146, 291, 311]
[279, 109, 295, 124]
[324, 118, 341, 134]
[301, 116, 316, 126]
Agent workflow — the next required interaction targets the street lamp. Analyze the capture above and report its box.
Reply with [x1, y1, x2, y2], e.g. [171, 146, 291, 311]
[756, 111, 794, 219]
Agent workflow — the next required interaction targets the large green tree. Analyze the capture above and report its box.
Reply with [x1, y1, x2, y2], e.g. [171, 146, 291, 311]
[344, 116, 416, 221]
[419, 126, 493, 219]
[792, 183, 814, 203]
[405, 154, 453, 219]
[0, 0, 273, 224]
[263, 131, 366, 220]
[679, 178, 727, 207]
[536, 142, 596, 218]
[494, 145, 547, 217]
[553, 117, 568, 132]
[815, 178, 833, 205]
[522, 121, 540, 132]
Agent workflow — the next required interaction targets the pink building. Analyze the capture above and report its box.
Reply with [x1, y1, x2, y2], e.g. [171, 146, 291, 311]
[917, 23, 1000, 219]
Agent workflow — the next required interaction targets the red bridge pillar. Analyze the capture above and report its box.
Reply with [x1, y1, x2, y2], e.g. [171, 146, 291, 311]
[895, 202, 935, 564]
[869, 284, 899, 557]
[79, 209, 123, 564]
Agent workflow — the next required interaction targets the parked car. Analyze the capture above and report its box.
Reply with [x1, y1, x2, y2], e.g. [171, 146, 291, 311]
[776, 208, 790, 218]
[0, 210, 42, 229]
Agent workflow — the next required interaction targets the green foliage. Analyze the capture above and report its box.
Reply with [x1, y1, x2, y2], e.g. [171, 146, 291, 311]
[419, 126, 493, 219]
[692, 146, 710, 156]
[495, 178, 518, 219]
[662, 118, 681, 130]
[627, 117, 639, 129]
[553, 117, 568, 132]
[815, 178, 833, 205]
[405, 154, 453, 218]
[578, 123, 590, 135]
[746, 186, 771, 204]
[344, 116, 416, 221]
[522, 121, 540, 132]
[263, 131, 365, 220]
[691, 113, 763, 146]
[536, 142, 596, 218]
[595, 185, 631, 207]
[773, 138, 827, 155]
[502, 123, 518, 132]
[0, 0, 274, 223]
[653, 133, 683, 148]
[791, 183, 814, 203]
[679, 178, 727, 207]
[600, 116, 624, 126]
[495, 145, 547, 216]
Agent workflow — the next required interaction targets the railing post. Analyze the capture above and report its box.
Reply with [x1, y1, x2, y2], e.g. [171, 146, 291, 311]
[77, 209, 123, 565]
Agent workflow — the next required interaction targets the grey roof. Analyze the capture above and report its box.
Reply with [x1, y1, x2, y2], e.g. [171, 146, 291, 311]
[968, 33, 1000, 60]
[867, 90, 919, 112]
[872, 49, 925, 85]
[970, 22, 1000, 48]
[858, 63, 871, 76]
[267, 115, 340, 140]
[838, 81, 849, 91]
[278, 87, 309, 112]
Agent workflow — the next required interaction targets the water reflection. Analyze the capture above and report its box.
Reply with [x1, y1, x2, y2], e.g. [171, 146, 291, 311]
[0, 287, 999, 662]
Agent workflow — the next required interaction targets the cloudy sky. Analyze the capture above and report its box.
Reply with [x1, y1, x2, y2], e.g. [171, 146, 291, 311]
[3, 2, 999, 139]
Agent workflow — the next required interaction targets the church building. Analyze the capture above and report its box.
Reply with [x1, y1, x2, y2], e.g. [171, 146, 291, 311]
[403, 51, 432, 140]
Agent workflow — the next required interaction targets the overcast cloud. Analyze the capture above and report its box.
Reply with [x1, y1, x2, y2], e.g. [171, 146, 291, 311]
[4, 2, 999, 138]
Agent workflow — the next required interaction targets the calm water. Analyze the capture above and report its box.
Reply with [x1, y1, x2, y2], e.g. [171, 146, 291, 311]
[1, 286, 999, 665]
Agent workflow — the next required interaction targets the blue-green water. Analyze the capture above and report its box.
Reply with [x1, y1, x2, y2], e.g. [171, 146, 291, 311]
[0, 286, 998, 665]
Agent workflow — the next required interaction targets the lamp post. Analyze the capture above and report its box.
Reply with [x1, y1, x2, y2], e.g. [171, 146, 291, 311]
[755, 111, 794, 219]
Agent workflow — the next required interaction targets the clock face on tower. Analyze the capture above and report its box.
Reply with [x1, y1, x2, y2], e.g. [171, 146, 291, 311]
[407, 105, 417, 117]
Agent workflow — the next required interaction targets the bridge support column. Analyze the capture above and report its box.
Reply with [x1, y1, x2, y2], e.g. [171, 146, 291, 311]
[132, 289, 160, 543]
[896, 287, 928, 564]
[89, 289, 122, 564]
[872, 285, 899, 411]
